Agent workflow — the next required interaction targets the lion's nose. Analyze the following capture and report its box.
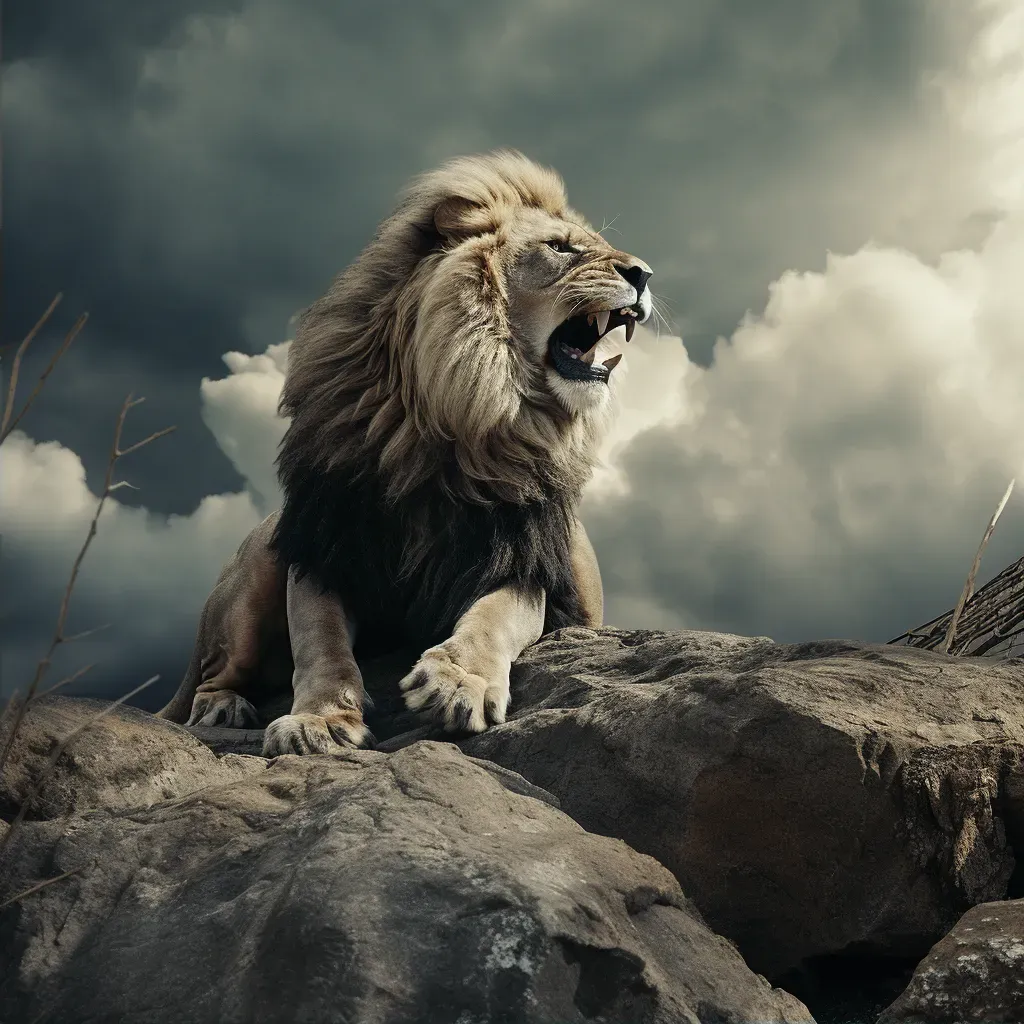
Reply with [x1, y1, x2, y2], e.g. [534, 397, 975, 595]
[615, 261, 652, 297]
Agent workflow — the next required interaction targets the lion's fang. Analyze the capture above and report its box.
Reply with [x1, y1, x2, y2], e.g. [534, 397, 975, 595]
[625, 319, 636, 342]
[596, 310, 610, 336]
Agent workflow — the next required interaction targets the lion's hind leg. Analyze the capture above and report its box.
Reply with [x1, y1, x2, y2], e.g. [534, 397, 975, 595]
[158, 513, 287, 727]
[187, 684, 260, 730]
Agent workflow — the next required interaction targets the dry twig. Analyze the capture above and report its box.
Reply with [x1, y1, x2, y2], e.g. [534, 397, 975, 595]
[942, 478, 1016, 654]
[0, 866, 87, 912]
[0, 302, 176, 910]
[0, 394, 175, 780]
[0, 294, 88, 445]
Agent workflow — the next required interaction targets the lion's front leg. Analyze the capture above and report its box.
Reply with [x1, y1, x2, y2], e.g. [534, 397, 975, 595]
[262, 566, 374, 758]
[400, 587, 545, 734]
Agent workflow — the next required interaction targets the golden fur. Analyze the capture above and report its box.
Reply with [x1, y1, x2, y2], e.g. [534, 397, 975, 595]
[280, 148, 645, 506]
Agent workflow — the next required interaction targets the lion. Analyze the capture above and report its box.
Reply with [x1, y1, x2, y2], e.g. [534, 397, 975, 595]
[159, 149, 654, 757]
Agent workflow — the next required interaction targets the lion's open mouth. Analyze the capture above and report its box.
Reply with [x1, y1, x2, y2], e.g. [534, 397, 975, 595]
[547, 307, 638, 383]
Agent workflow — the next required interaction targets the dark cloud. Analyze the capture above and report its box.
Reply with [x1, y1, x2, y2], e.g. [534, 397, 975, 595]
[3, 0, 246, 87]
[4, 0, 982, 514]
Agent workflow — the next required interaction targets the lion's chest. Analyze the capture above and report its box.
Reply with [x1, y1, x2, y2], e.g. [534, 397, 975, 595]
[272, 466, 582, 653]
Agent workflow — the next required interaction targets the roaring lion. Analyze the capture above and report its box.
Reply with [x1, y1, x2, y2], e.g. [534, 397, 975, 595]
[159, 150, 654, 756]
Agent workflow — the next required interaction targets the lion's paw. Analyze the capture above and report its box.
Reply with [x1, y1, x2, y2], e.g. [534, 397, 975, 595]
[399, 648, 509, 734]
[262, 711, 374, 758]
[187, 690, 260, 729]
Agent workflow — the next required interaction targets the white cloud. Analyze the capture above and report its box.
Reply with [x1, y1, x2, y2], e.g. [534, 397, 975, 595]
[587, 330, 693, 498]
[588, 211, 1024, 637]
[0, 427, 266, 700]
[199, 342, 289, 513]
[582, 0, 1024, 637]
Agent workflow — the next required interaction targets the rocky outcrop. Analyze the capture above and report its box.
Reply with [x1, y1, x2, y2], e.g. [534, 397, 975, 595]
[6, 626, 1023, 1020]
[460, 629, 1024, 978]
[0, 699, 811, 1024]
[878, 899, 1024, 1023]
[186, 628, 1024, 984]
[0, 696, 263, 819]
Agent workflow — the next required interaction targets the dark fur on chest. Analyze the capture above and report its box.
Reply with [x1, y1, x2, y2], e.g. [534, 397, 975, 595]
[269, 455, 586, 655]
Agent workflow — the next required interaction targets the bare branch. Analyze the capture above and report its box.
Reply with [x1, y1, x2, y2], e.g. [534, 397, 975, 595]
[0, 697, 31, 787]
[61, 624, 112, 644]
[0, 866, 86, 912]
[36, 664, 98, 700]
[0, 302, 178, 910]
[1, 294, 62, 437]
[942, 478, 1016, 655]
[0, 394, 174, 781]
[116, 424, 177, 460]
[1, 301, 88, 445]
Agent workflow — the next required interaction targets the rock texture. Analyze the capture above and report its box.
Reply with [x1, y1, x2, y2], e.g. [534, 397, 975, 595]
[460, 629, 1024, 978]
[879, 899, 1024, 1023]
[0, 700, 810, 1024]
[0, 696, 263, 820]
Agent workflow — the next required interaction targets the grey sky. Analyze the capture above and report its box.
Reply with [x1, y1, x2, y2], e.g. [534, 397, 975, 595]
[5, 0, 983, 511]
[3, 0, 1021, 706]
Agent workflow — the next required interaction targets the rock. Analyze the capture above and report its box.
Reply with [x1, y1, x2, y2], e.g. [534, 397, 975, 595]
[186, 725, 267, 757]
[0, 696, 264, 820]
[460, 628, 1024, 978]
[0, 728, 811, 1023]
[878, 899, 1024, 1023]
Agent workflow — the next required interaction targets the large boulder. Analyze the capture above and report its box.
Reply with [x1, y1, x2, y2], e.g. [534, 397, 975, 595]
[460, 628, 1024, 978]
[0, 701, 811, 1024]
[0, 695, 263, 819]
[878, 898, 1024, 1023]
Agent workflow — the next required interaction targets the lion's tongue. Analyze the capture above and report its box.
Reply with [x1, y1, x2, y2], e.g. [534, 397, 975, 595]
[566, 345, 622, 372]
[563, 343, 597, 365]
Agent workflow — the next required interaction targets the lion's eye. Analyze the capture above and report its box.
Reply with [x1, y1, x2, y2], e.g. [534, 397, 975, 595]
[544, 239, 576, 254]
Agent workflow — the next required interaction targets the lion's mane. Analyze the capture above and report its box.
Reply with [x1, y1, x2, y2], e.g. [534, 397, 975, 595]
[271, 150, 613, 652]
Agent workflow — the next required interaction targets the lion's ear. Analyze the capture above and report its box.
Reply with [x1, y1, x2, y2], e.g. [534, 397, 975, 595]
[433, 197, 491, 239]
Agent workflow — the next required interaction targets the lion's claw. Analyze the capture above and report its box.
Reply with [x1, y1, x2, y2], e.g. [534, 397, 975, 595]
[262, 711, 374, 758]
[399, 648, 509, 734]
[187, 690, 260, 729]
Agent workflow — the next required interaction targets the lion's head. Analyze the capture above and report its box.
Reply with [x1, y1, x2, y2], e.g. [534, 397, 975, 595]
[280, 149, 654, 504]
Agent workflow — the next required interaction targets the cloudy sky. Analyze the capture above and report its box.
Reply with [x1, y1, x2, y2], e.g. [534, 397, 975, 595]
[3, 0, 1024, 708]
